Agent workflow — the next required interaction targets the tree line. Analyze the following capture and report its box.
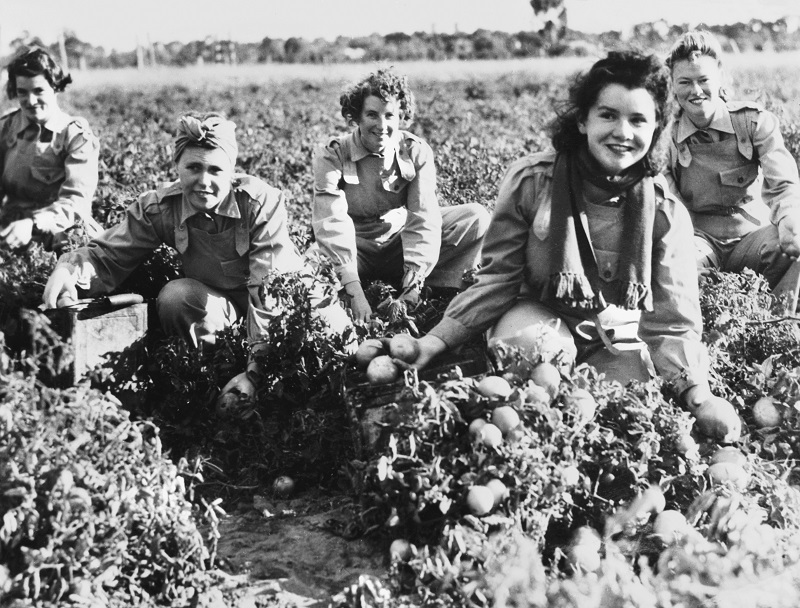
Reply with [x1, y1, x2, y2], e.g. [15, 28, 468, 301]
[6, 16, 800, 70]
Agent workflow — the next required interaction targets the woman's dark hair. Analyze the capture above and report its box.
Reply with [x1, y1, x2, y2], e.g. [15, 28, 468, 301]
[339, 68, 415, 125]
[6, 47, 72, 99]
[550, 50, 671, 174]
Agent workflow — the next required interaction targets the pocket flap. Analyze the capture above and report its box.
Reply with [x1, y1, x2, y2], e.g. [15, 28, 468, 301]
[30, 164, 65, 185]
[719, 164, 758, 188]
[594, 249, 619, 283]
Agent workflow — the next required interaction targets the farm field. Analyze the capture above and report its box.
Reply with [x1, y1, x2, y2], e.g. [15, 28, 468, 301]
[3, 55, 800, 606]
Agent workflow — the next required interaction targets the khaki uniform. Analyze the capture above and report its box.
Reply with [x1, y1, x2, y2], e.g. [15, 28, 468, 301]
[429, 152, 709, 394]
[58, 175, 305, 349]
[0, 108, 100, 244]
[313, 129, 488, 290]
[666, 98, 800, 286]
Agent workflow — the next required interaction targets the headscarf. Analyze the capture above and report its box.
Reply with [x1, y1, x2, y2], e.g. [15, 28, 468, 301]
[173, 114, 238, 167]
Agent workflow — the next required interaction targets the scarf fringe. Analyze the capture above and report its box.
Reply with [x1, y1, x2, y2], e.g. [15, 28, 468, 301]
[619, 281, 651, 311]
[551, 273, 604, 310]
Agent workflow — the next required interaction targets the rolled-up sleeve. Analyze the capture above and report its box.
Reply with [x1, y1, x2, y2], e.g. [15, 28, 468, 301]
[638, 191, 709, 395]
[32, 119, 99, 235]
[246, 188, 304, 343]
[59, 191, 163, 295]
[754, 110, 800, 225]
[400, 141, 441, 287]
[312, 143, 359, 285]
[428, 160, 535, 347]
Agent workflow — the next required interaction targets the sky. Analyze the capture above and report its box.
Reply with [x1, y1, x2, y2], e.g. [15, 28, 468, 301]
[2, 0, 798, 53]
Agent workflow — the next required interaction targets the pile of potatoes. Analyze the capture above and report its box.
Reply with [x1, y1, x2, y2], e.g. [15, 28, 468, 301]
[354, 334, 421, 385]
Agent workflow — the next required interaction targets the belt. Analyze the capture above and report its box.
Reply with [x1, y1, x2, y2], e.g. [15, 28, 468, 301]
[692, 206, 761, 226]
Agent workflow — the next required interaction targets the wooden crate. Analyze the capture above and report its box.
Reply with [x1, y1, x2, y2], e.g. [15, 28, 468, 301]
[344, 343, 491, 457]
[49, 302, 149, 385]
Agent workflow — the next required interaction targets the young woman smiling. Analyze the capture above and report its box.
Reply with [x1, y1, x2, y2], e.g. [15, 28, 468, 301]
[0, 47, 101, 251]
[411, 51, 741, 443]
[665, 30, 800, 288]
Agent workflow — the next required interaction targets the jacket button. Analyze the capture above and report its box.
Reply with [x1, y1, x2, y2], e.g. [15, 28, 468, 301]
[737, 176, 744, 183]
[603, 270, 612, 279]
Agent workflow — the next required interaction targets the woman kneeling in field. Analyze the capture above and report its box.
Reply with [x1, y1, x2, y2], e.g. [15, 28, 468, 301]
[312, 68, 490, 323]
[665, 30, 800, 288]
[412, 51, 740, 442]
[0, 47, 101, 251]
[42, 112, 340, 398]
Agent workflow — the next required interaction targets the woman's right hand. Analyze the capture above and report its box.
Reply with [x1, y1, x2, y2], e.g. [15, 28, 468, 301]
[411, 334, 448, 370]
[344, 282, 372, 324]
[42, 264, 79, 309]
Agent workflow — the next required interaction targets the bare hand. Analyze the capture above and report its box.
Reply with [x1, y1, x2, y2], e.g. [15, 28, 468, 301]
[778, 215, 800, 259]
[410, 334, 448, 370]
[0, 218, 34, 249]
[399, 286, 420, 308]
[42, 264, 79, 309]
[343, 282, 372, 324]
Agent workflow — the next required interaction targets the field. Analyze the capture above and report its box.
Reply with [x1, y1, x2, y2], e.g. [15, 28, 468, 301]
[3, 55, 800, 606]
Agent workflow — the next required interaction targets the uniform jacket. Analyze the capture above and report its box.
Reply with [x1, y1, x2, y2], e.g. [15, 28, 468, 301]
[666, 98, 800, 239]
[59, 175, 304, 342]
[0, 107, 99, 234]
[312, 129, 441, 289]
[429, 151, 709, 394]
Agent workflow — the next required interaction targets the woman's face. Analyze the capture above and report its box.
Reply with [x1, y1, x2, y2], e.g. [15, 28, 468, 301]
[15, 74, 58, 124]
[356, 94, 400, 154]
[578, 83, 657, 175]
[177, 146, 233, 212]
[671, 55, 722, 128]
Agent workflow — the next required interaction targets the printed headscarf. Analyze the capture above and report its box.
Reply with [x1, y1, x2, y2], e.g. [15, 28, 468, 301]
[173, 113, 238, 167]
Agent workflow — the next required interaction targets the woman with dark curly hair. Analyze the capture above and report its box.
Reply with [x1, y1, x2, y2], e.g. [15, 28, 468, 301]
[411, 51, 740, 442]
[312, 67, 489, 322]
[0, 46, 100, 251]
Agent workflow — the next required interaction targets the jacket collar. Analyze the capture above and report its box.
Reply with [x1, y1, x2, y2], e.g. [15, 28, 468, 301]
[675, 97, 734, 143]
[347, 130, 416, 181]
[15, 106, 70, 136]
[178, 186, 240, 226]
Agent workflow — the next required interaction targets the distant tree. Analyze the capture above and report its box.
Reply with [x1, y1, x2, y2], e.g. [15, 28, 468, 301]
[530, 0, 567, 47]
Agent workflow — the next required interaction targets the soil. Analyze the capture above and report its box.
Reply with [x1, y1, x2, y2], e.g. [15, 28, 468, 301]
[207, 490, 387, 607]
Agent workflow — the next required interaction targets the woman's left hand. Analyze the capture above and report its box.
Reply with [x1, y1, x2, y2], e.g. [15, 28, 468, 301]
[0, 218, 34, 249]
[778, 215, 800, 259]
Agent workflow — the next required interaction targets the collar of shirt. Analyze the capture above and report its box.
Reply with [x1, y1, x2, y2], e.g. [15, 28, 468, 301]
[178, 187, 241, 227]
[675, 98, 735, 144]
[348, 130, 416, 181]
[13, 106, 70, 138]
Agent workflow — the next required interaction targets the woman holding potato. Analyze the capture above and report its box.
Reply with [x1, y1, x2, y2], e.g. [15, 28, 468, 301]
[0, 46, 100, 251]
[411, 51, 740, 442]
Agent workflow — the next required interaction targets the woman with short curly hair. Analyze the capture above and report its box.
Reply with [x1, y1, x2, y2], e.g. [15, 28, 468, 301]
[0, 46, 101, 251]
[312, 67, 490, 322]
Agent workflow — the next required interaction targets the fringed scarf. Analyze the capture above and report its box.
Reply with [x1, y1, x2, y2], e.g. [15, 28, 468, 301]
[545, 149, 655, 312]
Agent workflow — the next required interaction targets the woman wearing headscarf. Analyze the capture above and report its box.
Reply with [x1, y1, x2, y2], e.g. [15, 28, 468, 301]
[43, 112, 307, 396]
[0, 46, 100, 251]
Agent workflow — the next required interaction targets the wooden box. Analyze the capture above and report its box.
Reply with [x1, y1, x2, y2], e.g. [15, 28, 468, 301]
[52, 302, 149, 384]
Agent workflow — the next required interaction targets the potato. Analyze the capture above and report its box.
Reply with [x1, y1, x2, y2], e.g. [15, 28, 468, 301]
[707, 462, 750, 491]
[476, 375, 512, 399]
[389, 333, 420, 363]
[355, 338, 387, 368]
[366, 355, 401, 385]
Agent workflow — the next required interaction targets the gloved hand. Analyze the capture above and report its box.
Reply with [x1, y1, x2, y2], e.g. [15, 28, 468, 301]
[684, 385, 741, 443]
[216, 372, 255, 417]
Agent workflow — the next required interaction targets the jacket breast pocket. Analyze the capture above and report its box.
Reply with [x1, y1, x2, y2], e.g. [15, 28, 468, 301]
[594, 249, 619, 283]
[221, 257, 249, 279]
[718, 164, 759, 207]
